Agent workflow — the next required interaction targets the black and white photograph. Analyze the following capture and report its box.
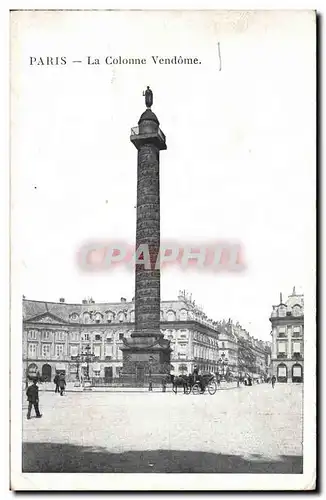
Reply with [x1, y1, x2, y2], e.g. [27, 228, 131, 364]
[10, 9, 316, 491]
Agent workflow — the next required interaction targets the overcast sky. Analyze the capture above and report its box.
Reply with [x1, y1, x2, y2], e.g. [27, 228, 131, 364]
[11, 10, 315, 341]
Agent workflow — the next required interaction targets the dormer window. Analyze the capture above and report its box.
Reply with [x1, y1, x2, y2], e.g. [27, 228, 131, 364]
[95, 312, 102, 324]
[278, 306, 286, 317]
[292, 306, 301, 317]
[107, 311, 115, 323]
[179, 309, 188, 321]
[117, 312, 125, 323]
[167, 310, 176, 322]
[83, 312, 91, 324]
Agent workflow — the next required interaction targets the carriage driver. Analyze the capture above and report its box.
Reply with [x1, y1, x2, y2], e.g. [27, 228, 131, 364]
[193, 365, 204, 393]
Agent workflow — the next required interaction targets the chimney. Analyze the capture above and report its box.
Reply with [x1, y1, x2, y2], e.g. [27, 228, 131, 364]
[59, 298, 65, 303]
[82, 299, 87, 304]
[121, 297, 126, 303]
[292, 286, 296, 295]
[280, 292, 283, 304]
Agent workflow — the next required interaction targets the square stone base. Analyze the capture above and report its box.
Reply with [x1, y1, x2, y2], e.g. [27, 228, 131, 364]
[120, 337, 172, 384]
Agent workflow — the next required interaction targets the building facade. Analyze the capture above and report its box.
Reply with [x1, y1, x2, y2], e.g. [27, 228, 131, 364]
[217, 320, 271, 380]
[269, 287, 304, 383]
[23, 291, 220, 382]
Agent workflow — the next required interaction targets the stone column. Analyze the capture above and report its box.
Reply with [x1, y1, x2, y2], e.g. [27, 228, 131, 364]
[134, 143, 160, 338]
[120, 96, 171, 381]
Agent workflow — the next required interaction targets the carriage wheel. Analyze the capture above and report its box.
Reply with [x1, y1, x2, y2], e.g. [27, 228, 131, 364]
[207, 380, 217, 395]
[192, 383, 201, 395]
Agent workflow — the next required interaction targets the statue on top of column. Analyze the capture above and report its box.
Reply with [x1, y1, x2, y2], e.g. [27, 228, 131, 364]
[143, 86, 153, 108]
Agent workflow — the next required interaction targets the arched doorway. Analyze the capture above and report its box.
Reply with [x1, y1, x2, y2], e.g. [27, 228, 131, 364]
[292, 363, 303, 383]
[42, 363, 52, 382]
[277, 363, 288, 383]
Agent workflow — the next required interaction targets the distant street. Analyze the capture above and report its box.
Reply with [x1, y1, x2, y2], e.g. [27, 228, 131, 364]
[23, 383, 303, 473]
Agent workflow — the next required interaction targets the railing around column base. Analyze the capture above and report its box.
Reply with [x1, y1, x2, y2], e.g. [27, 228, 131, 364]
[90, 376, 168, 388]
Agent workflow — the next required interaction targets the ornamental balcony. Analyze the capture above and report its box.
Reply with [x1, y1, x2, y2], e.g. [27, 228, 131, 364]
[292, 352, 303, 360]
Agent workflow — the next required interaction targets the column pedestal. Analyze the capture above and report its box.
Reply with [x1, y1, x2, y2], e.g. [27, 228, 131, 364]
[120, 336, 171, 384]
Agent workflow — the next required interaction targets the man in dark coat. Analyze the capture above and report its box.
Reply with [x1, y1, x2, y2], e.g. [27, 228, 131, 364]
[26, 380, 42, 419]
[59, 374, 66, 396]
[271, 375, 276, 388]
[193, 365, 204, 393]
[53, 374, 60, 393]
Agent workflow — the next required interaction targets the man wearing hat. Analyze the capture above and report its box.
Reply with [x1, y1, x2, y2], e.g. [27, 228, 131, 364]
[26, 379, 42, 420]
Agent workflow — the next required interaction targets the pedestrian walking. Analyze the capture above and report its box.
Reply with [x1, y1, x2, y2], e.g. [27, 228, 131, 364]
[53, 374, 60, 393]
[26, 379, 42, 420]
[271, 375, 276, 388]
[59, 374, 66, 396]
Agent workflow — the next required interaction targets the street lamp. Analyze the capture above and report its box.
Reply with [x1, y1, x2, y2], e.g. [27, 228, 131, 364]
[219, 352, 229, 380]
[71, 343, 95, 390]
[83, 344, 96, 381]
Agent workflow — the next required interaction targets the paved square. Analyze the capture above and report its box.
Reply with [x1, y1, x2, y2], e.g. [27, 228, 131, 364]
[22, 384, 303, 473]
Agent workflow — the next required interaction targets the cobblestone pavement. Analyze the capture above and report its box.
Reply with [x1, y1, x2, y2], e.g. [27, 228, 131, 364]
[22, 383, 303, 473]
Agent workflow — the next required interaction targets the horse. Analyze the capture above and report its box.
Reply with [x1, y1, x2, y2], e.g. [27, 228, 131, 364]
[172, 374, 193, 394]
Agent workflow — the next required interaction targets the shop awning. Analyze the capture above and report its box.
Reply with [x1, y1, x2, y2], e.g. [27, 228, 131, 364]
[55, 363, 66, 371]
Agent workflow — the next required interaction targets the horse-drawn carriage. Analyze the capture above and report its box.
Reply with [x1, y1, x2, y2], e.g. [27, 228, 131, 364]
[171, 373, 217, 395]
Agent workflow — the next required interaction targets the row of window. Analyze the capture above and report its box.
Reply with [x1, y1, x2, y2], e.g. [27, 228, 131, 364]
[193, 331, 218, 346]
[26, 329, 193, 342]
[28, 343, 124, 359]
[27, 330, 130, 342]
[28, 338, 193, 359]
[68, 309, 190, 324]
[277, 341, 302, 355]
[277, 325, 303, 337]
[193, 345, 216, 361]
[275, 306, 303, 317]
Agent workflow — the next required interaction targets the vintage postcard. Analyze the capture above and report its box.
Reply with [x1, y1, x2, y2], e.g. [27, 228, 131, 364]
[10, 9, 316, 491]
